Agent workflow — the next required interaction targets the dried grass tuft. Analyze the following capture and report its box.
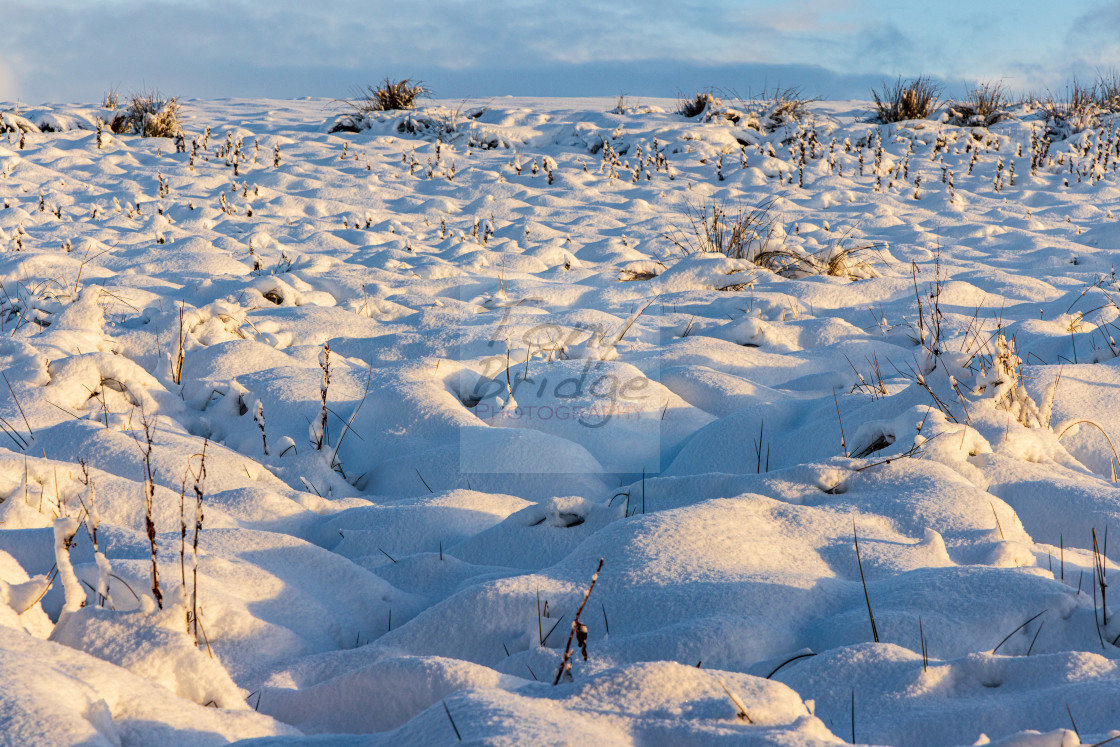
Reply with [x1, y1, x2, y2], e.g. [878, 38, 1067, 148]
[948, 82, 1011, 127]
[677, 91, 721, 118]
[351, 78, 431, 113]
[666, 199, 778, 261]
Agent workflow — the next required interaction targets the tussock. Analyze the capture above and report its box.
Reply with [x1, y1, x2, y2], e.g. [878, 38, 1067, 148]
[110, 90, 181, 138]
[871, 76, 941, 123]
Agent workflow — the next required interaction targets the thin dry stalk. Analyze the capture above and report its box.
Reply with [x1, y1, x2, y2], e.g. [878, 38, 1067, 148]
[1055, 419, 1119, 482]
[717, 678, 753, 723]
[1094, 527, 1109, 626]
[178, 470, 188, 630]
[190, 440, 208, 653]
[442, 700, 462, 741]
[329, 359, 374, 471]
[991, 609, 1047, 654]
[853, 520, 879, 642]
[2, 372, 33, 441]
[919, 617, 928, 670]
[553, 558, 604, 684]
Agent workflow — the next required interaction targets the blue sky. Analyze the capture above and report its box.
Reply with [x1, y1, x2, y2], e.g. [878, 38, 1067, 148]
[1, 0, 1116, 103]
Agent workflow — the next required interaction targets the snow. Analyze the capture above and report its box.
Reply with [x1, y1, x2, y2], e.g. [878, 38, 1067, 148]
[1, 93, 1120, 744]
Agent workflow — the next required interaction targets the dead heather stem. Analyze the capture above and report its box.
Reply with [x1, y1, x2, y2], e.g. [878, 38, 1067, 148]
[315, 343, 331, 450]
[190, 440, 209, 653]
[170, 303, 186, 386]
[254, 400, 269, 456]
[178, 470, 188, 629]
[137, 415, 163, 609]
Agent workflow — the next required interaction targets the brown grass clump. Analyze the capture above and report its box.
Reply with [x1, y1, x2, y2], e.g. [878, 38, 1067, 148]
[352, 78, 431, 112]
[871, 76, 941, 123]
[677, 91, 721, 118]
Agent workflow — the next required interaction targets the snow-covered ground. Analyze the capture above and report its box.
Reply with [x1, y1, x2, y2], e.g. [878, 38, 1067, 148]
[1, 93, 1120, 745]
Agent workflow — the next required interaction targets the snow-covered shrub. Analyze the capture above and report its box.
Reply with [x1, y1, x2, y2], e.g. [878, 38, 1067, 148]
[972, 333, 1044, 428]
[328, 103, 508, 147]
[871, 76, 941, 123]
[677, 88, 815, 133]
[1040, 81, 1099, 138]
[0, 111, 39, 134]
[110, 90, 181, 138]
